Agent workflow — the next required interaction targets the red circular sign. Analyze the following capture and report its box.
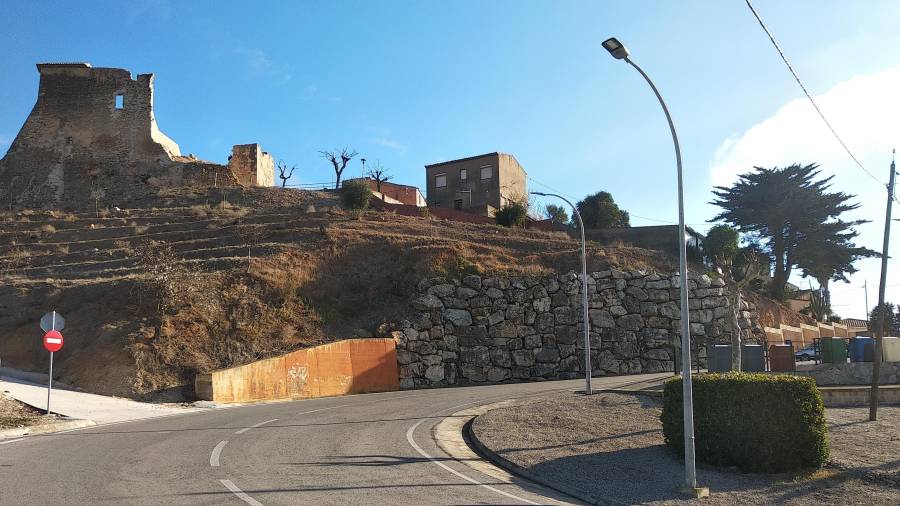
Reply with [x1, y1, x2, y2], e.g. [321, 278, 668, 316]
[43, 330, 63, 353]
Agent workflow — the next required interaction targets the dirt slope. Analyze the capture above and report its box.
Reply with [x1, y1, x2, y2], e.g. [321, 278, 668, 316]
[0, 187, 676, 400]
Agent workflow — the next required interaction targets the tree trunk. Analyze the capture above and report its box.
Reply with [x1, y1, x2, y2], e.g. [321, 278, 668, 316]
[728, 281, 742, 372]
[771, 237, 786, 298]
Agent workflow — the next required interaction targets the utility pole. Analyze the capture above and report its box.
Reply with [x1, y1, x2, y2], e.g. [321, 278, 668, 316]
[870, 149, 896, 421]
[864, 280, 869, 320]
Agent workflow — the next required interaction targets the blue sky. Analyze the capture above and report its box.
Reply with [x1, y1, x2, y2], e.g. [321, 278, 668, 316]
[2, 0, 899, 319]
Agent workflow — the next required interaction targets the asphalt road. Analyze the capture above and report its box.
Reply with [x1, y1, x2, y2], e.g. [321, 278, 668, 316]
[0, 375, 661, 505]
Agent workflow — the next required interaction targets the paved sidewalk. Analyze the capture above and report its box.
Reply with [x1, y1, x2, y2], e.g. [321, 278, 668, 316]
[0, 375, 197, 425]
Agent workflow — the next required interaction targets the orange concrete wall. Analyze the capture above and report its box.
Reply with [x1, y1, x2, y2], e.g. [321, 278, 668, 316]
[764, 326, 785, 345]
[832, 323, 849, 338]
[196, 339, 399, 403]
[800, 323, 820, 348]
[817, 323, 835, 338]
[781, 325, 804, 350]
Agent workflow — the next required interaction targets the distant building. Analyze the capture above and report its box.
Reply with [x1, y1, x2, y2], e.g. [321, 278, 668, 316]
[344, 177, 426, 206]
[424, 152, 527, 216]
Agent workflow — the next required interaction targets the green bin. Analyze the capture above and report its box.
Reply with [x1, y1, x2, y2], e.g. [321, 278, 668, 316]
[820, 337, 847, 364]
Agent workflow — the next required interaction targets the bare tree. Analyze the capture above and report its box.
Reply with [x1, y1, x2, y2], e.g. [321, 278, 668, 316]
[276, 160, 297, 188]
[367, 163, 393, 201]
[320, 148, 358, 189]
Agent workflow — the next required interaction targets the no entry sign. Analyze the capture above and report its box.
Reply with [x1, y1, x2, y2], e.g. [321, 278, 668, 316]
[43, 330, 64, 353]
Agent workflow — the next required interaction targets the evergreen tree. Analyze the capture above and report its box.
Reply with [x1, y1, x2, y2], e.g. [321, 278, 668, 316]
[576, 191, 630, 228]
[710, 164, 866, 299]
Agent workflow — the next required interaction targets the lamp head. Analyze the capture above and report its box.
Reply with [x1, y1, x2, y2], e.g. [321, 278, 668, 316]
[530, 191, 548, 197]
[602, 37, 630, 59]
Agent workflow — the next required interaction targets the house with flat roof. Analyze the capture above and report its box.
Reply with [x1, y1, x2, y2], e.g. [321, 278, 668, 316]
[344, 177, 426, 206]
[424, 152, 527, 216]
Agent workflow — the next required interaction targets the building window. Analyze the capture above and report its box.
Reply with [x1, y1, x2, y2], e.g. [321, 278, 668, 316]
[460, 168, 467, 181]
[480, 165, 492, 179]
[454, 198, 463, 210]
[115, 94, 124, 109]
[435, 174, 447, 188]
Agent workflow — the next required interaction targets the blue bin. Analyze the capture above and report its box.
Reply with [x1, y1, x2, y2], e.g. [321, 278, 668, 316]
[849, 336, 874, 362]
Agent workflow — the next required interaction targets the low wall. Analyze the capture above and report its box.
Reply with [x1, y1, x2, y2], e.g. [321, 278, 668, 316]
[794, 362, 900, 386]
[195, 339, 399, 403]
[818, 385, 900, 407]
[395, 270, 762, 389]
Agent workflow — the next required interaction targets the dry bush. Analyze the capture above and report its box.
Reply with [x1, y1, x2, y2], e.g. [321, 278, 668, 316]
[127, 250, 325, 396]
[48, 210, 76, 221]
[133, 224, 149, 235]
[97, 208, 111, 219]
[55, 244, 70, 254]
[33, 224, 57, 238]
[113, 239, 134, 255]
[189, 204, 210, 218]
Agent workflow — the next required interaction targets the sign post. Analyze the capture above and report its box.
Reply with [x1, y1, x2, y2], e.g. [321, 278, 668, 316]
[40, 311, 65, 415]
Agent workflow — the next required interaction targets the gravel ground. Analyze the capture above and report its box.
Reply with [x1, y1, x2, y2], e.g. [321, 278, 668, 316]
[472, 392, 899, 505]
[0, 393, 54, 429]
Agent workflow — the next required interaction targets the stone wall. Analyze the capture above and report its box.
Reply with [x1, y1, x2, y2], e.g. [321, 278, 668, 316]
[227, 144, 275, 187]
[395, 270, 761, 389]
[0, 62, 275, 208]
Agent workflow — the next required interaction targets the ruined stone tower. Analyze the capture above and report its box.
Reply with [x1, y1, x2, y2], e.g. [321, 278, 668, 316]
[0, 62, 275, 208]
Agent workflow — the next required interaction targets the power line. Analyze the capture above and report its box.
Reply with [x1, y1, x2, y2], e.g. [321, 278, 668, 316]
[744, 0, 888, 189]
[527, 175, 709, 226]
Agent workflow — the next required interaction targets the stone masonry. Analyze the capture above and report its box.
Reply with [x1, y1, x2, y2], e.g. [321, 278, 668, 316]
[0, 62, 275, 208]
[395, 270, 761, 389]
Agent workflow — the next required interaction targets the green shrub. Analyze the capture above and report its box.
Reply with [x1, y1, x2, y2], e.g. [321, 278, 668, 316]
[661, 372, 828, 472]
[341, 180, 371, 210]
[495, 202, 527, 227]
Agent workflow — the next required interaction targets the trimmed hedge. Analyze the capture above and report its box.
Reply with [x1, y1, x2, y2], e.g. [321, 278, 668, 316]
[661, 372, 829, 472]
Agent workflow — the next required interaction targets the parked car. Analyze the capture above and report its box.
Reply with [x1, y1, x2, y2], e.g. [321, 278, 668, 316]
[794, 345, 818, 361]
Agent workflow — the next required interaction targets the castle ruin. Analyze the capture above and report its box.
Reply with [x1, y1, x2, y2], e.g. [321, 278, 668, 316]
[0, 63, 275, 208]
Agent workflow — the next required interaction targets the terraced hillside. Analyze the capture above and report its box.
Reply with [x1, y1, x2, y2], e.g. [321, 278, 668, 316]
[0, 187, 672, 400]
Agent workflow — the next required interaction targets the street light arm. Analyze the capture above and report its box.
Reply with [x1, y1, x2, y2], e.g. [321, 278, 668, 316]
[619, 54, 698, 490]
[531, 191, 593, 394]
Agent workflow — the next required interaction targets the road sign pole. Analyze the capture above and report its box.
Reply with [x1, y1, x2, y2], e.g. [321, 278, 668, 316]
[47, 351, 54, 415]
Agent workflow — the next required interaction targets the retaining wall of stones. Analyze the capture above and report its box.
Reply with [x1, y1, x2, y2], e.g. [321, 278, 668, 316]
[394, 270, 761, 389]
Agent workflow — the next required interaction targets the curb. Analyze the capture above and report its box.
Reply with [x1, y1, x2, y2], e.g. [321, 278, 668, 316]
[462, 411, 613, 506]
[0, 418, 96, 440]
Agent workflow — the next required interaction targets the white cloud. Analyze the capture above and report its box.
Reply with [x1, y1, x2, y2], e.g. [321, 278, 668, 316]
[708, 65, 900, 320]
[233, 47, 292, 85]
[709, 65, 900, 187]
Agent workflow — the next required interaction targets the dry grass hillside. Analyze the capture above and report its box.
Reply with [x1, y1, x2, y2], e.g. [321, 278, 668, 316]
[0, 187, 673, 400]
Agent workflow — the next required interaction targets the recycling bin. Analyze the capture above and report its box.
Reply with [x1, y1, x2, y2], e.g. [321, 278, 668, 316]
[707, 344, 732, 372]
[768, 344, 795, 372]
[849, 336, 874, 362]
[820, 337, 848, 364]
[882, 336, 900, 362]
[741, 344, 765, 372]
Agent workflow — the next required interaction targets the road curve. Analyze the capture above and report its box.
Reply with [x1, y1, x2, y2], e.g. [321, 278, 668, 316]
[0, 375, 661, 505]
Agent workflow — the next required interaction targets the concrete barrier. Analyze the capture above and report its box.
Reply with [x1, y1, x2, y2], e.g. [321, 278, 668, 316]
[799, 323, 820, 348]
[832, 323, 849, 338]
[195, 338, 400, 403]
[780, 325, 803, 350]
[764, 326, 784, 345]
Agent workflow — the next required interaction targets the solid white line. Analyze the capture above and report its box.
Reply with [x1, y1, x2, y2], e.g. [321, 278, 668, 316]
[220, 479, 264, 506]
[235, 418, 278, 435]
[406, 417, 540, 505]
[210, 440, 228, 467]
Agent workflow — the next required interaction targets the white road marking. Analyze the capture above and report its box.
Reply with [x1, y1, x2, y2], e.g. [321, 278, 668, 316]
[235, 418, 278, 435]
[210, 440, 228, 467]
[220, 479, 264, 506]
[405, 399, 542, 505]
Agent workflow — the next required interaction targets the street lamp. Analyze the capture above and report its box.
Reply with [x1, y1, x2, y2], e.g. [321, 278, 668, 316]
[602, 37, 705, 496]
[531, 191, 593, 395]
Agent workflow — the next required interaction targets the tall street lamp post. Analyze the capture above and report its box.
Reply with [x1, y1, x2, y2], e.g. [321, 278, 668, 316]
[601, 37, 705, 496]
[531, 192, 593, 395]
